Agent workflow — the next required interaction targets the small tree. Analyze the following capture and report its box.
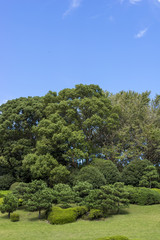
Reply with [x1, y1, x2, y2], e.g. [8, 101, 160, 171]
[0, 193, 18, 218]
[83, 183, 129, 214]
[23, 180, 54, 218]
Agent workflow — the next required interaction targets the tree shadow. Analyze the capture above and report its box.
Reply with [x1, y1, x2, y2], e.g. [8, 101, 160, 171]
[0, 214, 9, 219]
[118, 209, 130, 215]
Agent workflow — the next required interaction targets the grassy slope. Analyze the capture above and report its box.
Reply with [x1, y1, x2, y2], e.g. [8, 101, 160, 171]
[0, 204, 160, 240]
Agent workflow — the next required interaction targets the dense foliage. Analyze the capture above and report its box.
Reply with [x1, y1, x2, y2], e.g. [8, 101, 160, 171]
[0, 84, 160, 192]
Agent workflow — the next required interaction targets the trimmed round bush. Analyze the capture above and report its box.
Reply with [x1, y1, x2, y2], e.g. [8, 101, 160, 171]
[48, 206, 77, 224]
[10, 213, 20, 222]
[88, 209, 103, 220]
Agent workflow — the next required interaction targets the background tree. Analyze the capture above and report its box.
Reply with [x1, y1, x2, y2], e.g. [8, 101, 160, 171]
[121, 159, 152, 186]
[91, 158, 120, 184]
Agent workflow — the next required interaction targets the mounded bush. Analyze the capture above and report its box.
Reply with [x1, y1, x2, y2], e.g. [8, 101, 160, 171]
[72, 206, 88, 218]
[48, 206, 77, 224]
[10, 213, 20, 222]
[88, 209, 103, 220]
[125, 186, 160, 205]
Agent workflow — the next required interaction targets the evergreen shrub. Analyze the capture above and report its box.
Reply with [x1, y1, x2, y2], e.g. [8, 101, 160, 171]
[10, 213, 20, 222]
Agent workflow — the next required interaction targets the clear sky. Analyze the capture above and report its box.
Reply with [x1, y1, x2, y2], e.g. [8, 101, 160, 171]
[0, 0, 160, 104]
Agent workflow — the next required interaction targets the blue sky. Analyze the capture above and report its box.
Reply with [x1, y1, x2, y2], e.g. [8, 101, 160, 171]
[0, 0, 160, 104]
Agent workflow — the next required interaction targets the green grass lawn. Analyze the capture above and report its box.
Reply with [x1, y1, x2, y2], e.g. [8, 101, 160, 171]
[0, 204, 160, 240]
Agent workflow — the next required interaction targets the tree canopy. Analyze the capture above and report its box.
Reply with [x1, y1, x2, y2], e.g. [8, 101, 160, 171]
[0, 84, 160, 188]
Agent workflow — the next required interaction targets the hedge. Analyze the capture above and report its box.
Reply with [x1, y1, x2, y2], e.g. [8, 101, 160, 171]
[125, 186, 160, 205]
[48, 206, 77, 224]
[48, 206, 88, 224]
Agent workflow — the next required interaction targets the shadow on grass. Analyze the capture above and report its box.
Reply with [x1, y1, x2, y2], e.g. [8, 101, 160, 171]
[28, 216, 39, 222]
[0, 214, 9, 219]
[118, 209, 130, 215]
[28, 214, 46, 222]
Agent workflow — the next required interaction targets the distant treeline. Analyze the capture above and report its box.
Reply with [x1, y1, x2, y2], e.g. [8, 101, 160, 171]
[0, 84, 160, 188]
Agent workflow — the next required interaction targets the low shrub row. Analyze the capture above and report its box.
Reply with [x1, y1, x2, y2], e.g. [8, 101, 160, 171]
[48, 206, 77, 224]
[125, 186, 160, 205]
[48, 206, 88, 224]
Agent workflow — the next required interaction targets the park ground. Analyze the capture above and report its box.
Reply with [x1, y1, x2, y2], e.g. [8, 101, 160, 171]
[0, 204, 160, 240]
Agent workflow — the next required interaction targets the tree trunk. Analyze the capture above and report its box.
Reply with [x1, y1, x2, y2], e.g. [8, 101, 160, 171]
[38, 209, 41, 219]
[8, 212, 10, 218]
